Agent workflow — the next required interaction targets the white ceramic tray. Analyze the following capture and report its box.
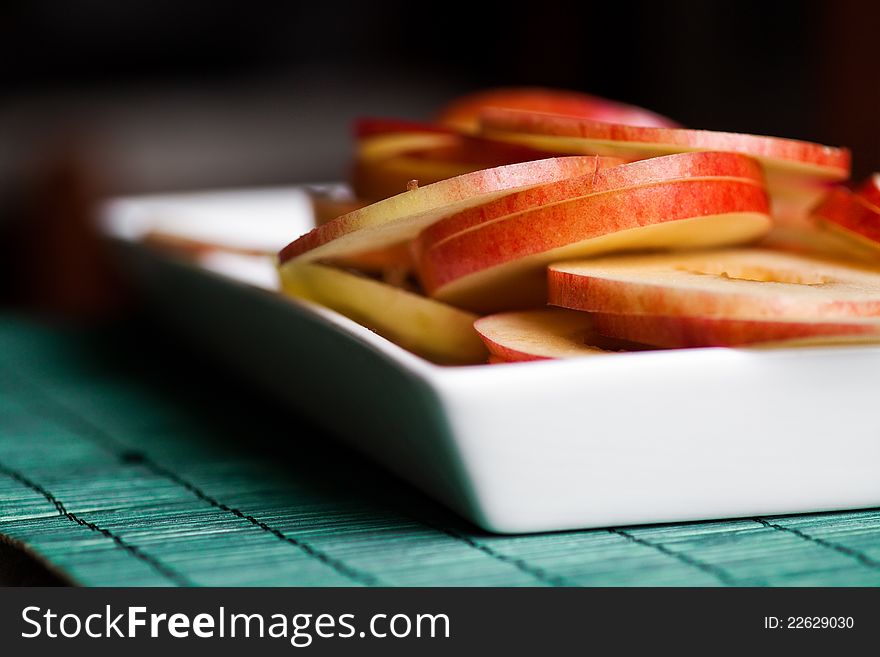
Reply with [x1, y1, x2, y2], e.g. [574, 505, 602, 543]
[101, 186, 880, 534]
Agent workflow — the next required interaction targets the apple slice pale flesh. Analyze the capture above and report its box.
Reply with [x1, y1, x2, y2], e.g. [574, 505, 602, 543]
[279, 156, 599, 265]
[420, 179, 771, 312]
[279, 262, 486, 365]
[474, 309, 624, 362]
[480, 108, 851, 181]
[591, 312, 880, 348]
[549, 249, 880, 321]
[415, 151, 763, 252]
[437, 87, 680, 133]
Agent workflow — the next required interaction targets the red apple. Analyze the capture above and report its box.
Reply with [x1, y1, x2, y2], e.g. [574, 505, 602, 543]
[480, 108, 851, 181]
[437, 87, 679, 133]
[591, 312, 880, 348]
[549, 249, 880, 320]
[419, 178, 771, 312]
[279, 156, 600, 265]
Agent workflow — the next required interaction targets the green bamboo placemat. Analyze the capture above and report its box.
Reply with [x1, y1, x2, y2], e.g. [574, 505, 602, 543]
[2, 313, 880, 587]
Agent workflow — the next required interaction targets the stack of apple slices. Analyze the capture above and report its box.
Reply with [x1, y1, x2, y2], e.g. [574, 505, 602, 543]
[280, 151, 772, 363]
[479, 107, 851, 225]
[275, 87, 880, 365]
[812, 174, 880, 258]
[413, 151, 770, 312]
[546, 249, 880, 349]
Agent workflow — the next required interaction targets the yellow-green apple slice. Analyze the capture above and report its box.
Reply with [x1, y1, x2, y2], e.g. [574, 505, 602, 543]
[279, 156, 599, 265]
[419, 178, 771, 312]
[591, 312, 880, 348]
[279, 262, 486, 365]
[473, 309, 613, 362]
[415, 151, 763, 256]
[480, 108, 850, 182]
[437, 87, 679, 133]
[549, 249, 880, 320]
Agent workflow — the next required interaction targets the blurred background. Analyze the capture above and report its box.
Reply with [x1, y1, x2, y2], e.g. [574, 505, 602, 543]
[1, 0, 878, 317]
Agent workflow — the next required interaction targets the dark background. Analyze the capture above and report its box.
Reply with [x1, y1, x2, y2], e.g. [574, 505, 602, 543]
[0, 0, 878, 314]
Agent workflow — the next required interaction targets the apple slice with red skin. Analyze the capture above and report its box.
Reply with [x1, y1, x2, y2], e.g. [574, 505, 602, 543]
[437, 87, 679, 133]
[480, 108, 851, 182]
[415, 151, 763, 255]
[419, 178, 771, 312]
[549, 249, 880, 321]
[812, 179, 880, 258]
[279, 262, 485, 365]
[591, 312, 880, 348]
[473, 308, 647, 362]
[279, 156, 599, 265]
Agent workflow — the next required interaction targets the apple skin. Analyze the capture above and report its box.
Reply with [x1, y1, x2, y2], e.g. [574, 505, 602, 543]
[279, 156, 600, 265]
[480, 108, 851, 179]
[591, 312, 880, 348]
[415, 151, 763, 253]
[418, 179, 770, 311]
[436, 87, 680, 133]
[548, 249, 880, 321]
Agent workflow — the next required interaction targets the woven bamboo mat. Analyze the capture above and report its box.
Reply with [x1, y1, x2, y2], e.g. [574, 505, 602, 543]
[2, 314, 880, 586]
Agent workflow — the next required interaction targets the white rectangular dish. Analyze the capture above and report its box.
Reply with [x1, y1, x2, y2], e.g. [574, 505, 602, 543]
[102, 186, 880, 534]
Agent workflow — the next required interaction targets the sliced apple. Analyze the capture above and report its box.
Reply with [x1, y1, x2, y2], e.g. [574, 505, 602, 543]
[474, 309, 612, 362]
[415, 151, 763, 256]
[812, 182, 880, 257]
[549, 249, 880, 320]
[279, 156, 599, 265]
[591, 312, 880, 348]
[279, 262, 485, 365]
[324, 242, 414, 279]
[352, 119, 564, 201]
[480, 108, 851, 181]
[437, 87, 679, 133]
[419, 178, 771, 312]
